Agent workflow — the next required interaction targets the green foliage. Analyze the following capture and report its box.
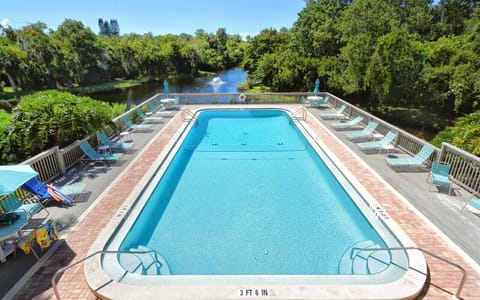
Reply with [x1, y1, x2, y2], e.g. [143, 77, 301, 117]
[2, 0, 480, 156]
[420, 36, 459, 110]
[6, 90, 115, 162]
[1, 20, 244, 93]
[0, 109, 11, 135]
[365, 29, 424, 103]
[109, 102, 127, 119]
[0, 35, 27, 94]
[245, 0, 480, 115]
[241, 28, 290, 75]
[98, 18, 120, 36]
[50, 19, 105, 87]
[431, 110, 480, 155]
[291, 0, 348, 58]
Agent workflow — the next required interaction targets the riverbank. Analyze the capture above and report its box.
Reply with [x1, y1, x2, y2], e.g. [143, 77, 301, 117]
[365, 105, 452, 141]
[0, 71, 219, 102]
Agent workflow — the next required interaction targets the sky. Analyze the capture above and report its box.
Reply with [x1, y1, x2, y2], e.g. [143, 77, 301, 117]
[1, 0, 306, 38]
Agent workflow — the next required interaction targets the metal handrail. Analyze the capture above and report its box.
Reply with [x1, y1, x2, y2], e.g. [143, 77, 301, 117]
[181, 108, 197, 122]
[51, 250, 149, 300]
[51, 246, 467, 299]
[350, 246, 467, 299]
[290, 107, 307, 121]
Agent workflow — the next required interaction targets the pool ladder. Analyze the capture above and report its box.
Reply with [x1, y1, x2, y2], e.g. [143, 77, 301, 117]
[51, 249, 163, 300]
[181, 108, 197, 122]
[290, 107, 307, 121]
[49, 247, 467, 299]
[348, 246, 467, 300]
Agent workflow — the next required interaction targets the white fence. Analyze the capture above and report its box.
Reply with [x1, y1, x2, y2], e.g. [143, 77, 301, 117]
[19, 92, 480, 195]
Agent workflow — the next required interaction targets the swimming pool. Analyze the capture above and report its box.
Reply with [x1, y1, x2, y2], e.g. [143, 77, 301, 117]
[87, 107, 427, 299]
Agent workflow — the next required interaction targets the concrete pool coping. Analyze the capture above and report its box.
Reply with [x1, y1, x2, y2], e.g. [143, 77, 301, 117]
[84, 105, 427, 300]
[10, 104, 480, 299]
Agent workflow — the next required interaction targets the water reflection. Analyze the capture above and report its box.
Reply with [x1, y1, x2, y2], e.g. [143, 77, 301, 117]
[89, 68, 247, 104]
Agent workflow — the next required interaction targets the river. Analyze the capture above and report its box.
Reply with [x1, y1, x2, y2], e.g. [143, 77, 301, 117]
[89, 68, 248, 105]
[88, 67, 437, 140]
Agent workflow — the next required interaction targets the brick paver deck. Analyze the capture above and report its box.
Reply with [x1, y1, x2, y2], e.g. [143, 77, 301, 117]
[12, 105, 480, 299]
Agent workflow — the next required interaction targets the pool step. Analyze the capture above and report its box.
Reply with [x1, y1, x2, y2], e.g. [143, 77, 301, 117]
[118, 246, 171, 275]
[339, 240, 391, 275]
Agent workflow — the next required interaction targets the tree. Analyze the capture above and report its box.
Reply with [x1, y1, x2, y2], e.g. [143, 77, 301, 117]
[434, 0, 478, 36]
[98, 18, 110, 36]
[98, 18, 120, 36]
[333, 0, 399, 94]
[0, 36, 26, 94]
[387, 0, 434, 38]
[420, 36, 459, 113]
[110, 19, 120, 36]
[16, 22, 61, 90]
[0, 26, 27, 94]
[291, 0, 350, 58]
[365, 28, 424, 104]
[420, 7, 480, 115]
[51, 19, 104, 86]
[241, 28, 290, 75]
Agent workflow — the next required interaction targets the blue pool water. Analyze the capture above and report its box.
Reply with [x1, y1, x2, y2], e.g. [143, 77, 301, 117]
[118, 110, 387, 275]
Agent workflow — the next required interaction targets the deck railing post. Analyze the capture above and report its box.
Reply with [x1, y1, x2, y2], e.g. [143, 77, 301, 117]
[15, 92, 479, 194]
[438, 142, 448, 163]
[55, 145, 67, 175]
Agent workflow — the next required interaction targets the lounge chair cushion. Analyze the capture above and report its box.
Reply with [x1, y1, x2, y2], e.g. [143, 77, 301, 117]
[344, 122, 378, 140]
[357, 131, 397, 152]
[386, 144, 435, 170]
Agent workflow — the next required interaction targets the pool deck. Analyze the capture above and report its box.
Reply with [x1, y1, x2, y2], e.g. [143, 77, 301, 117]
[4, 104, 480, 299]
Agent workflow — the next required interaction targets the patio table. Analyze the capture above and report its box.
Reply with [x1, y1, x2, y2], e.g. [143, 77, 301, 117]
[0, 211, 28, 262]
[160, 98, 176, 109]
[307, 96, 324, 101]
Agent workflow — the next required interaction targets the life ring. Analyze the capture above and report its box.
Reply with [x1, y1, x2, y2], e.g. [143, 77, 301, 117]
[239, 93, 247, 102]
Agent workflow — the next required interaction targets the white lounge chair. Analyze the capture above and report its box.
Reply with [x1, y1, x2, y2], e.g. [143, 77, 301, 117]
[356, 131, 397, 153]
[332, 116, 364, 130]
[320, 105, 347, 120]
[386, 144, 435, 171]
[462, 195, 480, 213]
[344, 121, 379, 140]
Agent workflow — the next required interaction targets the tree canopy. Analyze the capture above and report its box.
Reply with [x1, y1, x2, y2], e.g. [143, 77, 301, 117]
[245, 0, 479, 117]
[0, 20, 246, 93]
[98, 18, 120, 36]
[2, 1, 480, 156]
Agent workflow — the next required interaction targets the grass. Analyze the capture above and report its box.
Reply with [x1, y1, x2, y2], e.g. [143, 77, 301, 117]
[69, 76, 163, 95]
[0, 79, 154, 100]
[1, 72, 199, 99]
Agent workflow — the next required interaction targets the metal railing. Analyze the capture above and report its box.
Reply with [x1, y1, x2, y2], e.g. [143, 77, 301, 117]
[350, 246, 467, 299]
[50, 245, 468, 300]
[322, 91, 480, 193]
[324, 93, 437, 154]
[16, 92, 474, 300]
[18, 92, 480, 195]
[439, 142, 480, 195]
[290, 107, 308, 121]
[181, 108, 197, 122]
[51, 250, 150, 300]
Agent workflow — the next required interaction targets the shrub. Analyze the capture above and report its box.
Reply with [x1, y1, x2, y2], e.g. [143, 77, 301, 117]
[6, 90, 116, 162]
[431, 110, 480, 156]
[0, 109, 12, 136]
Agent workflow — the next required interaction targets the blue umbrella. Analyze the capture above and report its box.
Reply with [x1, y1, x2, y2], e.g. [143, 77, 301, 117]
[0, 164, 38, 196]
[163, 79, 170, 98]
[313, 78, 320, 95]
